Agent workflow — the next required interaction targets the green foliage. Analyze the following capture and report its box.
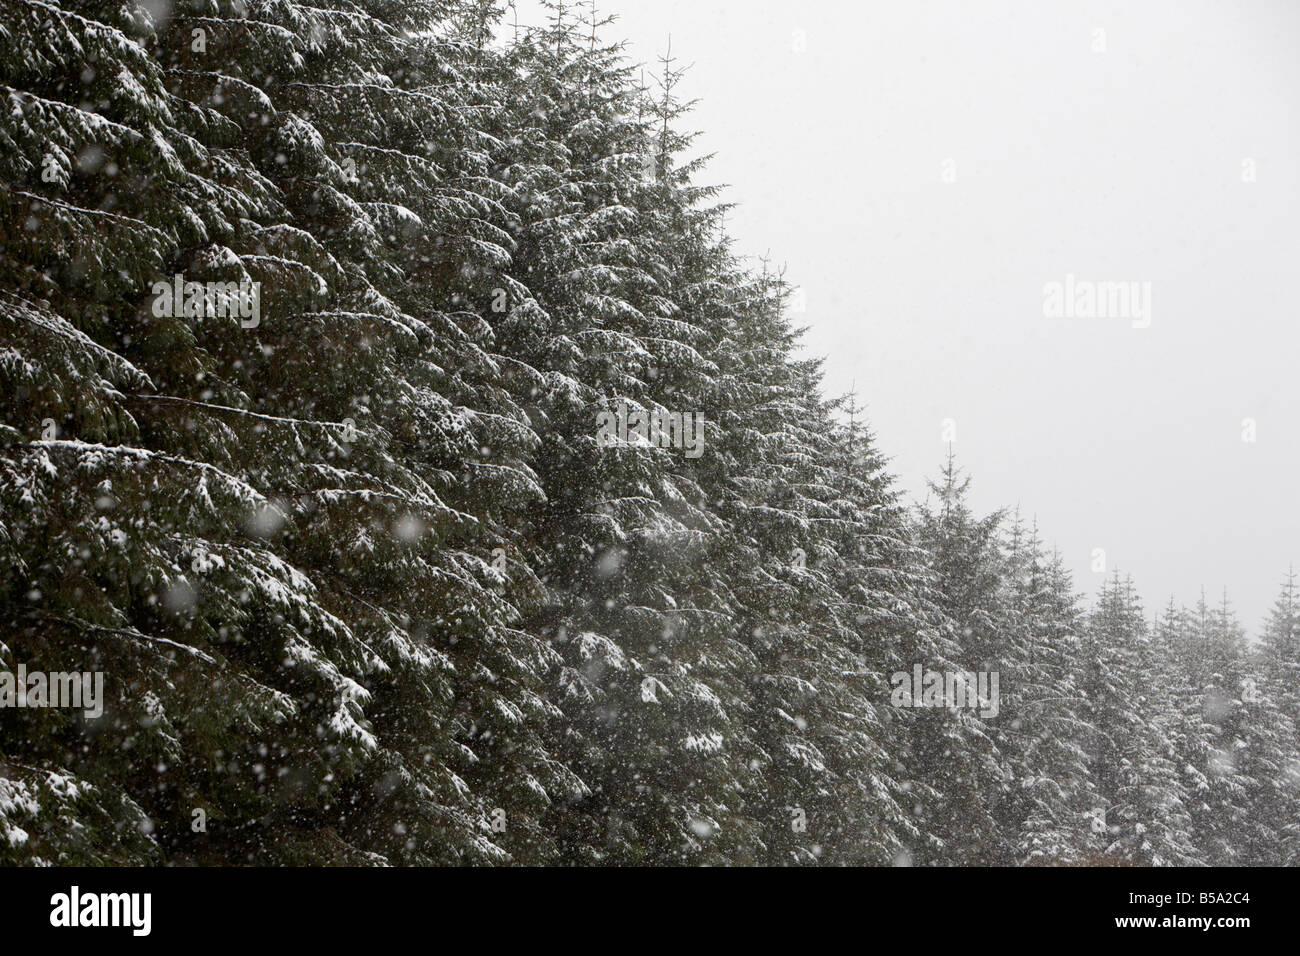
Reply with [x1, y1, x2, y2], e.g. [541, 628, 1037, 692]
[0, 0, 1294, 867]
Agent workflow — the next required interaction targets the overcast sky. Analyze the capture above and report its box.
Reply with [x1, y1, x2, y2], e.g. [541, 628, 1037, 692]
[514, 0, 1300, 633]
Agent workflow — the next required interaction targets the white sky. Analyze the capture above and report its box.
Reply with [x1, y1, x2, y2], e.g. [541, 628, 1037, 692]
[510, 0, 1300, 633]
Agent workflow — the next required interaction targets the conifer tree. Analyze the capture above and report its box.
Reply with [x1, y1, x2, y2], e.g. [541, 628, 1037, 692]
[1082, 575, 1198, 865]
[2, 0, 563, 865]
[911, 451, 1012, 864]
[1259, 569, 1300, 863]
[1002, 527, 1099, 863]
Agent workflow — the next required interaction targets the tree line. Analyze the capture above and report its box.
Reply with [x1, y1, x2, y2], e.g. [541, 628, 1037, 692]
[0, 0, 1295, 865]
